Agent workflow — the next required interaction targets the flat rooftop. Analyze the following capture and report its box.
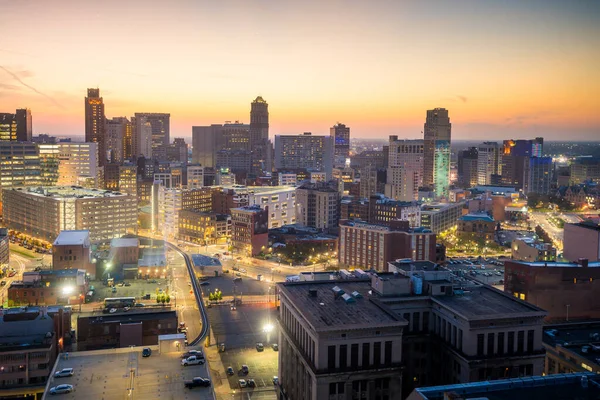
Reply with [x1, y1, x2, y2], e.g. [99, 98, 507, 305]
[279, 280, 406, 332]
[78, 307, 176, 319]
[110, 237, 139, 248]
[53, 230, 90, 246]
[223, 185, 296, 195]
[191, 254, 222, 267]
[432, 286, 546, 320]
[389, 260, 439, 272]
[412, 373, 600, 400]
[571, 221, 600, 232]
[46, 346, 213, 399]
[11, 186, 130, 199]
[508, 260, 600, 268]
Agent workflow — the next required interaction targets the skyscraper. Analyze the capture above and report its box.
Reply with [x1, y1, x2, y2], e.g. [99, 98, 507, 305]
[477, 142, 501, 185]
[385, 136, 424, 201]
[457, 147, 479, 188]
[423, 108, 451, 198]
[15, 109, 32, 142]
[249, 96, 271, 176]
[105, 117, 126, 163]
[132, 115, 154, 159]
[330, 122, 350, 167]
[501, 138, 544, 189]
[192, 124, 223, 168]
[85, 88, 106, 166]
[134, 113, 170, 161]
[274, 132, 334, 179]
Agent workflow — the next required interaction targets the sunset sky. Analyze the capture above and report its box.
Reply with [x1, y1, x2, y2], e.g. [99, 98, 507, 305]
[0, 0, 598, 141]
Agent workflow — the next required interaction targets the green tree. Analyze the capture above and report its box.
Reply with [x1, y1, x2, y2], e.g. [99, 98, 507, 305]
[166, 295, 171, 304]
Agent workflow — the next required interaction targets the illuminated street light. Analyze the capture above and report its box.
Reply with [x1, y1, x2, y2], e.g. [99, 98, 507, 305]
[62, 286, 74, 296]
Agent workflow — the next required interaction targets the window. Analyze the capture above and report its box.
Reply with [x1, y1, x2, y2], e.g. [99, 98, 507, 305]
[487, 333, 495, 355]
[477, 334, 484, 356]
[508, 331, 515, 354]
[328, 345, 336, 369]
[384, 341, 392, 365]
[362, 343, 370, 367]
[351, 344, 359, 368]
[517, 331, 525, 354]
[373, 342, 381, 366]
[413, 312, 420, 332]
[339, 345, 347, 370]
[527, 330, 534, 353]
[423, 312, 430, 332]
[498, 332, 505, 355]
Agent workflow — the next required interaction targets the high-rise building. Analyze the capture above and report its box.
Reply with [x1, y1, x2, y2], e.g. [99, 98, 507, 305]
[249, 96, 271, 175]
[423, 108, 451, 198]
[501, 138, 544, 189]
[105, 117, 126, 163]
[167, 138, 188, 163]
[132, 115, 153, 159]
[0, 142, 41, 214]
[457, 147, 479, 188]
[118, 164, 137, 196]
[0, 113, 17, 141]
[523, 156, 552, 195]
[330, 122, 350, 167]
[274, 133, 334, 179]
[231, 205, 269, 256]
[133, 113, 170, 161]
[570, 156, 600, 185]
[39, 143, 99, 188]
[84, 88, 106, 166]
[296, 183, 340, 231]
[157, 187, 214, 237]
[385, 136, 424, 201]
[477, 142, 501, 185]
[186, 165, 205, 189]
[0, 109, 32, 142]
[192, 124, 223, 168]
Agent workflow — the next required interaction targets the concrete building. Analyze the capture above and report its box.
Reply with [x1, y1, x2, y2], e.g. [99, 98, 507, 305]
[105, 117, 126, 163]
[523, 156, 552, 195]
[457, 213, 496, 241]
[223, 185, 297, 229]
[351, 150, 386, 170]
[278, 271, 546, 400]
[330, 123, 350, 167]
[570, 156, 600, 185]
[191, 124, 222, 168]
[84, 88, 106, 166]
[423, 108, 451, 198]
[215, 167, 235, 186]
[38, 143, 100, 188]
[511, 238, 556, 262]
[341, 194, 422, 228]
[133, 113, 170, 161]
[52, 230, 95, 278]
[186, 164, 205, 188]
[2, 186, 137, 242]
[178, 210, 231, 245]
[231, 205, 269, 256]
[296, 183, 340, 231]
[385, 136, 424, 201]
[167, 137, 188, 164]
[274, 133, 334, 179]
[157, 186, 214, 237]
[0, 306, 71, 397]
[543, 322, 600, 375]
[420, 202, 465, 234]
[504, 258, 600, 321]
[118, 164, 137, 196]
[132, 115, 153, 158]
[0, 108, 31, 141]
[457, 147, 479, 189]
[338, 220, 436, 270]
[278, 172, 298, 186]
[0, 142, 42, 214]
[477, 141, 501, 185]
[564, 221, 600, 262]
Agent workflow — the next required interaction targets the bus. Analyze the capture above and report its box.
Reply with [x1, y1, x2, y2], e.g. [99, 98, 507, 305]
[104, 297, 135, 309]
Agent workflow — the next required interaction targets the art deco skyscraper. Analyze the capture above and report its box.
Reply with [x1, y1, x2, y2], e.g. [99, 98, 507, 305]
[423, 108, 451, 198]
[85, 88, 106, 166]
[250, 96, 271, 175]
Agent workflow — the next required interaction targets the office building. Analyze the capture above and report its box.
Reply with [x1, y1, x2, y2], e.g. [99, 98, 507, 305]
[157, 186, 214, 237]
[52, 230, 96, 278]
[0, 112, 17, 141]
[133, 113, 170, 161]
[39, 142, 100, 188]
[351, 150, 385, 170]
[231, 205, 269, 256]
[420, 202, 465, 233]
[369, 195, 422, 228]
[570, 156, 600, 185]
[216, 149, 252, 172]
[0, 306, 71, 397]
[9, 269, 88, 307]
[457, 213, 496, 240]
[191, 124, 222, 168]
[423, 108, 451, 198]
[504, 258, 600, 321]
[477, 141, 501, 185]
[339, 220, 436, 269]
[178, 210, 231, 245]
[250, 96, 271, 175]
[563, 221, 600, 262]
[0, 108, 31, 142]
[523, 156, 552, 195]
[457, 147, 479, 188]
[278, 172, 298, 186]
[385, 137, 424, 201]
[186, 165, 205, 188]
[330, 122, 350, 167]
[215, 168, 235, 186]
[511, 238, 556, 262]
[0, 142, 42, 214]
[296, 183, 340, 231]
[501, 138, 544, 189]
[2, 186, 137, 242]
[84, 88, 106, 166]
[118, 164, 137, 196]
[167, 137, 187, 163]
[15, 108, 32, 141]
[0, 228, 8, 268]
[274, 133, 334, 179]
[104, 117, 128, 163]
[543, 322, 600, 376]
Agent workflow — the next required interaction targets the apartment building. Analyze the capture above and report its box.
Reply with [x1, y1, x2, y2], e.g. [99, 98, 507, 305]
[231, 205, 269, 256]
[420, 202, 465, 234]
[338, 220, 436, 270]
[222, 185, 297, 229]
[274, 133, 334, 179]
[178, 209, 231, 244]
[157, 186, 214, 237]
[296, 183, 340, 231]
[2, 186, 137, 242]
[52, 230, 96, 278]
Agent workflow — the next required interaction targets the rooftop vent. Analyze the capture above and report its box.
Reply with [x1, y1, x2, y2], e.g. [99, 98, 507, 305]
[351, 291, 363, 298]
[332, 286, 345, 297]
[308, 289, 318, 297]
[341, 293, 356, 304]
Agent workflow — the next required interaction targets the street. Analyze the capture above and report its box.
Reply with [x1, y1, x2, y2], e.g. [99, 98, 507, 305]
[529, 211, 565, 250]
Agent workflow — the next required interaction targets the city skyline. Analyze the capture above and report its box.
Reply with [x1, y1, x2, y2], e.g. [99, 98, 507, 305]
[1, 0, 599, 141]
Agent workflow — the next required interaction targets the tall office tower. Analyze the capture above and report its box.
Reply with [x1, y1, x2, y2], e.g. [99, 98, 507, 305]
[167, 138, 188, 163]
[385, 136, 424, 201]
[523, 156, 552, 195]
[423, 108, 451, 198]
[132, 116, 153, 159]
[274, 133, 334, 179]
[457, 147, 479, 189]
[105, 117, 126, 163]
[501, 138, 544, 189]
[192, 124, 223, 168]
[85, 88, 106, 166]
[216, 122, 252, 172]
[0, 113, 17, 141]
[15, 109, 32, 142]
[249, 96, 271, 175]
[330, 122, 350, 167]
[115, 117, 134, 161]
[134, 113, 170, 161]
[0, 142, 41, 214]
[39, 143, 100, 188]
[477, 142, 501, 185]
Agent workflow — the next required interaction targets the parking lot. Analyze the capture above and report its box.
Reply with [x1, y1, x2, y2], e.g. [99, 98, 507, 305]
[444, 257, 505, 286]
[89, 277, 169, 305]
[496, 230, 536, 247]
[219, 347, 279, 391]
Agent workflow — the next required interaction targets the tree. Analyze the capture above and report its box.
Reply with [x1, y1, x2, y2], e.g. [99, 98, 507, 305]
[166, 295, 171, 304]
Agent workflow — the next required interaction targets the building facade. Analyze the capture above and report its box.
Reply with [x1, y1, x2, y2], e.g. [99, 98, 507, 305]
[157, 186, 214, 237]
[134, 113, 170, 161]
[457, 213, 496, 241]
[0, 142, 42, 214]
[477, 142, 501, 185]
[385, 137, 424, 201]
[330, 123, 350, 167]
[231, 205, 269, 256]
[420, 202, 465, 234]
[178, 209, 231, 244]
[250, 96, 271, 176]
[274, 133, 334, 179]
[52, 230, 96, 278]
[523, 156, 552, 195]
[296, 184, 340, 231]
[84, 88, 106, 166]
[563, 221, 600, 262]
[423, 108, 451, 198]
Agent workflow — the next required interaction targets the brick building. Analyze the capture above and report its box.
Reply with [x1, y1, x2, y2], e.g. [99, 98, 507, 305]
[231, 205, 269, 256]
[52, 230, 96, 278]
[457, 213, 496, 240]
[563, 221, 600, 262]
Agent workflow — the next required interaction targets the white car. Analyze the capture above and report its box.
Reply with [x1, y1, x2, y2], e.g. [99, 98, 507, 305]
[49, 384, 73, 394]
[181, 356, 205, 366]
[54, 368, 74, 378]
[239, 379, 247, 388]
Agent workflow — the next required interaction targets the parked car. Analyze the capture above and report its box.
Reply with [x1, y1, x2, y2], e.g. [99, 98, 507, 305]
[226, 366, 234, 375]
[135, 303, 145, 307]
[124, 282, 131, 286]
[49, 384, 73, 395]
[200, 281, 210, 286]
[181, 356, 205, 366]
[54, 368, 74, 378]
[273, 376, 279, 385]
[181, 350, 203, 359]
[241, 365, 249, 374]
[247, 379, 256, 388]
[272, 343, 279, 351]
[238, 379, 247, 388]
[142, 348, 152, 357]
[0, 281, 6, 286]
[184, 377, 211, 388]
[256, 343, 264, 352]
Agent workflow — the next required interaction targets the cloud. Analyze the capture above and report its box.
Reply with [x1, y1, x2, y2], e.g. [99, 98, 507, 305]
[0, 82, 20, 90]
[0, 65, 66, 109]
[456, 95, 467, 103]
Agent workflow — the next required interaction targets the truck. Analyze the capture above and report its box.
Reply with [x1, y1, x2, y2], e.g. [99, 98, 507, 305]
[184, 377, 211, 388]
[181, 356, 205, 366]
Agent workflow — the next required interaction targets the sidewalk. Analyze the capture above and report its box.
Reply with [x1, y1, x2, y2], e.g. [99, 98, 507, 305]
[204, 327, 230, 399]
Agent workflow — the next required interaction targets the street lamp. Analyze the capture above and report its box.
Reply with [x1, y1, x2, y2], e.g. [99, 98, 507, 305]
[264, 323, 274, 343]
